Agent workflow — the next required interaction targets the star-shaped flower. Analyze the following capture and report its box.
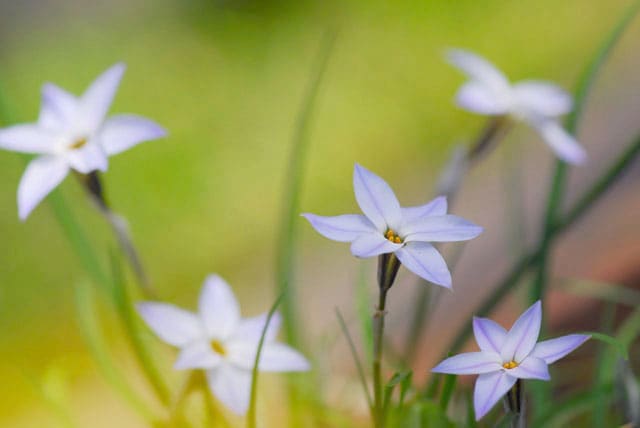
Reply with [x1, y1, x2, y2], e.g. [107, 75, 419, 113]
[0, 63, 166, 220]
[432, 301, 590, 420]
[302, 164, 483, 288]
[136, 274, 310, 415]
[447, 48, 587, 165]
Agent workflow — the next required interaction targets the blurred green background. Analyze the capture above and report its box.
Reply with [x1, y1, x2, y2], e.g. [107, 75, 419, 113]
[1, 0, 638, 426]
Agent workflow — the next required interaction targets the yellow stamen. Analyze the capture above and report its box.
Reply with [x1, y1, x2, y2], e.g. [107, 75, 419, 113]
[210, 340, 227, 356]
[502, 361, 518, 370]
[69, 137, 88, 150]
[384, 229, 403, 244]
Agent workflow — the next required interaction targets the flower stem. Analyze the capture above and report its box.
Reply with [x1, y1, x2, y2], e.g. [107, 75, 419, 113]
[76, 171, 157, 299]
[503, 379, 525, 428]
[372, 253, 400, 428]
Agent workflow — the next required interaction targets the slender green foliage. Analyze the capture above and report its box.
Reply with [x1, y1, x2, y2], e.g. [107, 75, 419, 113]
[275, 31, 336, 347]
[73, 282, 155, 421]
[247, 292, 285, 428]
[335, 308, 373, 410]
[108, 250, 170, 405]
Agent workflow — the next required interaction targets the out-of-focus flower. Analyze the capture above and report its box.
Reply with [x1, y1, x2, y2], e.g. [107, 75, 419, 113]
[136, 274, 310, 415]
[432, 301, 590, 420]
[447, 49, 587, 165]
[302, 163, 483, 288]
[0, 63, 166, 220]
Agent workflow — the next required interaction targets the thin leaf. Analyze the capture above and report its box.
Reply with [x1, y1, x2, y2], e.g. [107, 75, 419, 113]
[558, 279, 640, 307]
[583, 331, 629, 360]
[73, 281, 155, 421]
[247, 292, 286, 428]
[383, 371, 412, 415]
[275, 30, 336, 347]
[335, 308, 373, 410]
[439, 373, 456, 411]
[532, 384, 613, 428]
[356, 261, 373, 363]
[107, 249, 170, 406]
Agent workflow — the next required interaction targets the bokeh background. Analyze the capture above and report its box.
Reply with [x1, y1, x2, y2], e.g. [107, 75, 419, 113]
[1, 0, 639, 426]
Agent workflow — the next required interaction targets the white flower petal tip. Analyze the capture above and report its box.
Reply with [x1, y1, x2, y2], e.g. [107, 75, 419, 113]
[301, 213, 374, 242]
[136, 275, 308, 415]
[17, 156, 69, 221]
[431, 300, 587, 421]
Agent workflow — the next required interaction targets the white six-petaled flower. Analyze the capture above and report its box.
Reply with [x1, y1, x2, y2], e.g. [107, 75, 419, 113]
[136, 274, 310, 415]
[302, 164, 483, 288]
[447, 48, 587, 165]
[432, 301, 590, 420]
[0, 63, 166, 220]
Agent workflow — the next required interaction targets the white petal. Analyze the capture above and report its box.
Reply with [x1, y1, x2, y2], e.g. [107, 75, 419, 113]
[530, 119, 587, 165]
[199, 275, 241, 339]
[350, 233, 401, 258]
[174, 341, 222, 370]
[227, 341, 310, 372]
[234, 312, 281, 344]
[301, 213, 376, 242]
[474, 371, 517, 420]
[531, 334, 590, 364]
[402, 214, 483, 242]
[99, 114, 166, 156]
[80, 63, 126, 132]
[39, 83, 78, 131]
[431, 351, 502, 375]
[206, 365, 251, 415]
[255, 343, 310, 372]
[513, 81, 572, 117]
[395, 242, 451, 288]
[455, 81, 510, 115]
[353, 163, 402, 231]
[400, 195, 448, 223]
[17, 156, 69, 220]
[136, 302, 202, 347]
[0, 124, 57, 154]
[473, 317, 508, 354]
[447, 49, 511, 96]
[501, 301, 542, 363]
[65, 142, 108, 173]
[508, 356, 550, 380]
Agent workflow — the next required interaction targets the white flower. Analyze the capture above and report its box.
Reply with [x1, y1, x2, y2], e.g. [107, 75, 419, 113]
[0, 63, 166, 220]
[432, 301, 590, 420]
[447, 49, 587, 165]
[303, 164, 483, 288]
[136, 275, 310, 415]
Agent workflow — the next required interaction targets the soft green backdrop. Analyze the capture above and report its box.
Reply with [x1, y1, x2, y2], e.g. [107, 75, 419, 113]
[0, 0, 635, 426]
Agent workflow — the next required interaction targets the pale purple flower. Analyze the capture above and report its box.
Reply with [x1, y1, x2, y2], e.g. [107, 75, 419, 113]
[302, 164, 483, 288]
[447, 48, 587, 165]
[0, 63, 166, 220]
[136, 275, 310, 415]
[432, 301, 590, 420]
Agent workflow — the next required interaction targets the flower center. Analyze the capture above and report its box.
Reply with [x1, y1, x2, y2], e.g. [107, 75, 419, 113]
[69, 137, 88, 150]
[502, 361, 518, 370]
[384, 229, 403, 244]
[210, 339, 227, 356]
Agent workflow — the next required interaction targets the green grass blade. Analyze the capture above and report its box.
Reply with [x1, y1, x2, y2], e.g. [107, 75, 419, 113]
[107, 250, 170, 406]
[247, 292, 285, 428]
[335, 308, 374, 410]
[438, 374, 456, 412]
[557, 279, 640, 307]
[275, 30, 336, 348]
[73, 281, 155, 421]
[356, 261, 373, 363]
[582, 331, 629, 360]
[532, 384, 613, 428]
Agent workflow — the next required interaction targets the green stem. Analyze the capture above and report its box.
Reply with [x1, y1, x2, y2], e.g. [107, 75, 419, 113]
[372, 253, 400, 428]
